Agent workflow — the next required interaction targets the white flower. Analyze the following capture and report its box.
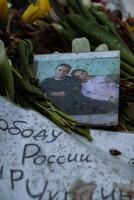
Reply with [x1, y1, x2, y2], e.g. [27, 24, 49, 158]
[80, 0, 91, 9]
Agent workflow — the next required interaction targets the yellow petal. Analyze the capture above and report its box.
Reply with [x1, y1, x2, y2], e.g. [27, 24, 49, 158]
[21, 4, 40, 23]
[0, 0, 8, 20]
[36, 0, 51, 15]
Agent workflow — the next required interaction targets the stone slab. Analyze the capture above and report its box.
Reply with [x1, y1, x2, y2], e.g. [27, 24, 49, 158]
[0, 96, 134, 200]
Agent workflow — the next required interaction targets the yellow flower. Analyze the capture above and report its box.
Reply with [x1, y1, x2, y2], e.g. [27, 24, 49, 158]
[21, 0, 51, 23]
[36, 0, 51, 15]
[0, 0, 8, 21]
[21, 4, 39, 23]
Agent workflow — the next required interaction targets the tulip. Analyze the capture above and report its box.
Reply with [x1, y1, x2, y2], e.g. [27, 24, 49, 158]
[0, 40, 14, 100]
[36, 0, 51, 15]
[51, 23, 64, 30]
[21, 0, 51, 23]
[0, 0, 8, 21]
[80, 0, 91, 9]
[125, 23, 134, 43]
[95, 44, 109, 51]
[21, 3, 39, 23]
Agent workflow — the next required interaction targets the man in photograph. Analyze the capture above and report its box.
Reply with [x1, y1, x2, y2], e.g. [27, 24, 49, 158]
[41, 63, 82, 114]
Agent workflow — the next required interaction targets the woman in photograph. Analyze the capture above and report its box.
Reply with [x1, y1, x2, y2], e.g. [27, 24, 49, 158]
[71, 68, 118, 114]
[71, 68, 118, 103]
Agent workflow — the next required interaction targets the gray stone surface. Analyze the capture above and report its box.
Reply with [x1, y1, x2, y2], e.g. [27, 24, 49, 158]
[0, 96, 134, 200]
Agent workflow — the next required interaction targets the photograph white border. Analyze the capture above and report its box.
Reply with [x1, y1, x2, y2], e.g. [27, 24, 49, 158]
[34, 51, 120, 126]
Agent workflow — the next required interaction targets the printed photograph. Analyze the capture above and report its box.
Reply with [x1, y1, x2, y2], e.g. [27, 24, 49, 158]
[34, 51, 120, 126]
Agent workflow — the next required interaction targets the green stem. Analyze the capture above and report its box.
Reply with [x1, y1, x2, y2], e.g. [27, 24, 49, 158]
[121, 60, 134, 76]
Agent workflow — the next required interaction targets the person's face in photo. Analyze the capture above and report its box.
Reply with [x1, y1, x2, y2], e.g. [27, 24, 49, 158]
[55, 65, 70, 79]
[74, 70, 89, 81]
